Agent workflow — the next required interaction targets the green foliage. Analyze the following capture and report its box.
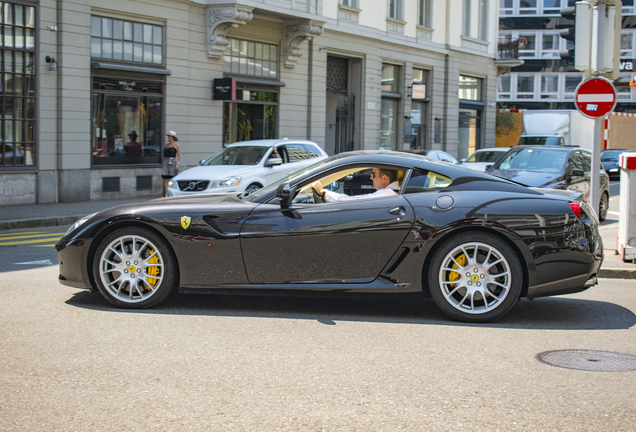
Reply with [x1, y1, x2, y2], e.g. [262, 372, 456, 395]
[496, 107, 521, 136]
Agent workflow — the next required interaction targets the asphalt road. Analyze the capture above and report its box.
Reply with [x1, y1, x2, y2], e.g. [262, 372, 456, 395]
[1, 265, 635, 431]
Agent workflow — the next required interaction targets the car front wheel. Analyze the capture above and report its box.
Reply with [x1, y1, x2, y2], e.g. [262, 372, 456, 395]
[244, 183, 262, 196]
[93, 228, 178, 308]
[428, 232, 523, 323]
[598, 192, 609, 222]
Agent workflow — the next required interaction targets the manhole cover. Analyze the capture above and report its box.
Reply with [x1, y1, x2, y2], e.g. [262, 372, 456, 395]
[536, 350, 636, 372]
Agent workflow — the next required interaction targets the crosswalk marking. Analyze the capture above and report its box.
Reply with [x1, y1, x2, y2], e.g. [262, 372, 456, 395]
[0, 232, 64, 241]
[0, 236, 63, 246]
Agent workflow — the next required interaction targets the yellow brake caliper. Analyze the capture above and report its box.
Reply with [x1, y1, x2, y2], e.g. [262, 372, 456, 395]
[147, 250, 160, 287]
[448, 253, 466, 287]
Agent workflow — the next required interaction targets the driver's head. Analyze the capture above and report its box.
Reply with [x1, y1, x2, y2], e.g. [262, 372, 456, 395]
[371, 168, 397, 190]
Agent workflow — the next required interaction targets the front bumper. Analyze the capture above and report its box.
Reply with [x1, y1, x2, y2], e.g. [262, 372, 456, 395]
[56, 238, 93, 290]
[167, 187, 242, 197]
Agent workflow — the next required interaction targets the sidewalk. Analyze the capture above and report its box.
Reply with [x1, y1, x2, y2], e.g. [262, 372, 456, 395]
[0, 196, 634, 279]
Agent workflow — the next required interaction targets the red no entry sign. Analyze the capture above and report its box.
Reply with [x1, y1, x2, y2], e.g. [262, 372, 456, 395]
[574, 77, 617, 118]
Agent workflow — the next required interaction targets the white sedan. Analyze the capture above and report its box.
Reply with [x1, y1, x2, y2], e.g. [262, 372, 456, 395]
[167, 139, 328, 196]
[459, 147, 510, 172]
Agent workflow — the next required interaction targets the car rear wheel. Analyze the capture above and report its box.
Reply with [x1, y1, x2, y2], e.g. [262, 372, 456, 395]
[598, 192, 609, 222]
[93, 228, 178, 309]
[428, 232, 523, 323]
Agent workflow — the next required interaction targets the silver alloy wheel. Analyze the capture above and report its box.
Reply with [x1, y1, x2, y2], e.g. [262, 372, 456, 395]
[599, 193, 609, 221]
[98, 234, 164, 303]
[438, 242, 512, 315]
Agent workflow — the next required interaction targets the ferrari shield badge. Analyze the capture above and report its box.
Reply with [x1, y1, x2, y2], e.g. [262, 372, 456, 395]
[180, 216, 191, 229]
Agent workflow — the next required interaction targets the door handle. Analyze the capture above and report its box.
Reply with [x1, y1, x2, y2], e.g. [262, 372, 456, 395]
[388, 206, 405, 216]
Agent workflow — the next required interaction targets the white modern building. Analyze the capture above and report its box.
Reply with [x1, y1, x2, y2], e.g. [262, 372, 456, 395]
[497, 0, 636, 109]
[1, 0, 502, 204]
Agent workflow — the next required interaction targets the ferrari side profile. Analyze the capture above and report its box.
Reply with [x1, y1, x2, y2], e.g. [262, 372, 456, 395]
[57, 151, 603, 322]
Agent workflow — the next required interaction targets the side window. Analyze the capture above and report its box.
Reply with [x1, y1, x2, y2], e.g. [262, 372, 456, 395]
[285, 144, 314, 163]
[580, 152, 592, 172]
[303, 144, 321, 159]
[404, 169, 452, 194]
[569, 152, 585, 172]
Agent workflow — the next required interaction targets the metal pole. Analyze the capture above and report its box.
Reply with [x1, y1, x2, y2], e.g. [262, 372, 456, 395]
[591, 117, 602, 218]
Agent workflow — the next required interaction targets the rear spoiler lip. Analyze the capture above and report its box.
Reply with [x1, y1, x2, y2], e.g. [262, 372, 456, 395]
[528, 187, 584, 202]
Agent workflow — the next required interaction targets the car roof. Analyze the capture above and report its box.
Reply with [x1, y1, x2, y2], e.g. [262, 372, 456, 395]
[513, 145, 581, 153]
[226, 138, 319, 148]
[473, 147, 509, 151]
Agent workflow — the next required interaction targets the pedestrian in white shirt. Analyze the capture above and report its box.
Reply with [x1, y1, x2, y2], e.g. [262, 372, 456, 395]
[311, 168, 400, 202]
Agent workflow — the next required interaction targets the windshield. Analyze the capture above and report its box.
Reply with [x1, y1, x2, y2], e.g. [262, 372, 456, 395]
[518, 137, 563, 146]
[601, 150, 628, 161]
[466, 150, 505, 163]
[492, 148, 569, 174]
[242, 156, 334, 201]
[201, 146, 269, 166]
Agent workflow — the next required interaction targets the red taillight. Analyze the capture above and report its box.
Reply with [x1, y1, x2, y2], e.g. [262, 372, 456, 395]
[569, 202, 581, 218]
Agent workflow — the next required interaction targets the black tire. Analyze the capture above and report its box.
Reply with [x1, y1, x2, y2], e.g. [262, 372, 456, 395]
[92, 227, 178, 309]
[244, 183, 262, 195]
[427, 232, 523, 323]
[598, 192, 609, 222]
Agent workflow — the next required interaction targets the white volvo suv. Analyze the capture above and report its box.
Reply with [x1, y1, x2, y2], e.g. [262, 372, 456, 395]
[167, 138, 328, 197]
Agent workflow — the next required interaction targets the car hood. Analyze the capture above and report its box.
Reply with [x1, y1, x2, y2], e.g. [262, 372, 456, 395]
[460, 162, 491, 172]
[488, 169, 562, 188]
[173, 164, 258, 181]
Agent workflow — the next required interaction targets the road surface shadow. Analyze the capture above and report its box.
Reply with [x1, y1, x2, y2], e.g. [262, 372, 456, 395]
[65, 290, 636, 330]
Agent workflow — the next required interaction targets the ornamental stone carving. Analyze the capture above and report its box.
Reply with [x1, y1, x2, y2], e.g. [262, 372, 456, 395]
[283, 20, 324, 69]
[207, 5, 254, 59]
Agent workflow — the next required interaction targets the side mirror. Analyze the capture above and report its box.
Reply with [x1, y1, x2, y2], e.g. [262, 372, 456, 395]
[460, 158, 466, 163]
[199, 159, 206, 165]
[485, 164, 492, 171]
[276, 183, 292, 208]
[265, 157, 283, 167]
[571, 168, 585, 177]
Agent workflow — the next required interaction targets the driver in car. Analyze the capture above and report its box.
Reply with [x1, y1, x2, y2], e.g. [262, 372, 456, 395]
[311, 168, 400, 202]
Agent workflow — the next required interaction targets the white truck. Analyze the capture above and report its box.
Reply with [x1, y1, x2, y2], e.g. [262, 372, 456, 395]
[518, 110, 595, 150]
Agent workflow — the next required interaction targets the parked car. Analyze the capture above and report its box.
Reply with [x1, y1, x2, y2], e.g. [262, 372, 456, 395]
[600, 148, 630, 180]
[58, 150, 602, 323]
[167, 139, 328, 196]
[487, 145, 610, 221]
[459, 147, 510, 172]
[400, 149, 459, 164]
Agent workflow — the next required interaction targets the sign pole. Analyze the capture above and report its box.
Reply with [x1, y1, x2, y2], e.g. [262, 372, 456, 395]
[591, 117, 602, 217]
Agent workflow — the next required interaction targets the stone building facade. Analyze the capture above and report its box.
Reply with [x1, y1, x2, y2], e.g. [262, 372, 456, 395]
[0, 0, 500, 204]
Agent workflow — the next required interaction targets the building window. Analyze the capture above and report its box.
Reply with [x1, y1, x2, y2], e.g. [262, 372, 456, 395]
[459, 75, 482, 101]
[621, 32, 633, 58]
[340, 0, 359, 8]
[380, 64, 401, 151]
[516, 74, 535, 98]
[498, 75, 511, 99]
[519, 0, 537, 15]
[542, 0, 561, 14]
[91, 16, 163, 65]
[518, 33, 537, 57]
[91, 77, 163, 166]
[410, 69, 429, 150]
[624, 0, 635, 15]
[223, 38, 278, 79]
[479, 0, 488, 41]
[1, 1, 36, 168]
[500, 0, 514, 15]
[564, 74, 583, 100]
[540, 75, 559, 99]
[223, 89, 278, 144]
[463, 0, 471, 36]
[389, 0, 404, 19]
[419, 0, 431, 27]
[541, 33, 560, 58]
